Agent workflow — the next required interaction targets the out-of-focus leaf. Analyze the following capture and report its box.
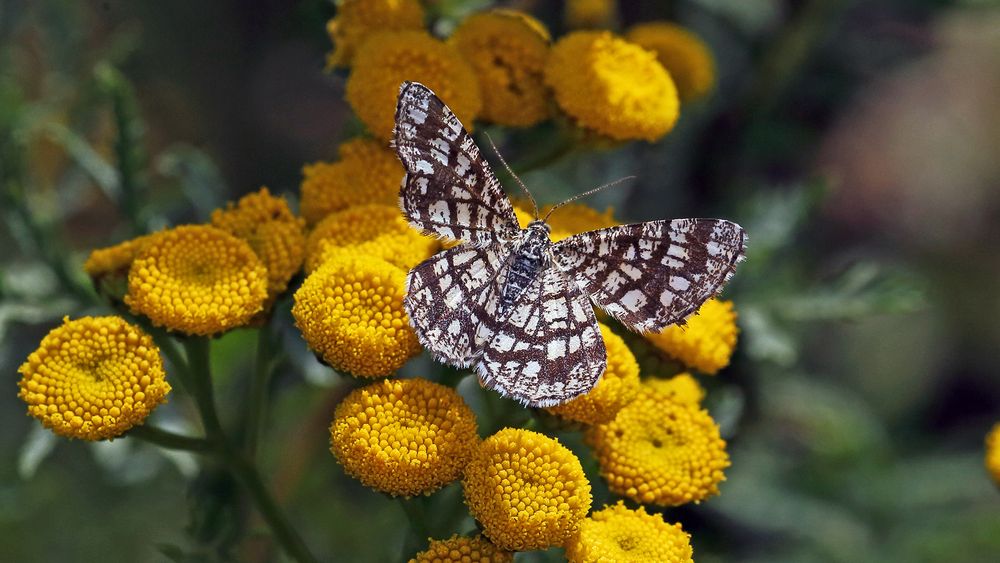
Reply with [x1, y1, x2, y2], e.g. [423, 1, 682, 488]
[739, 182, 826, 275]
[740, 304, 798, 365]
[778, 261, 926, 321]
[17, 425, 57, 479]
[41, 121, 120, 200]
[90, 437, 166, 484]
[155, 144, 226, 219]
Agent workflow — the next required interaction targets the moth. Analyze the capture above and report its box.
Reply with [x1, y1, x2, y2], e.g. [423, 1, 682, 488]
[392, 81, 746, 407]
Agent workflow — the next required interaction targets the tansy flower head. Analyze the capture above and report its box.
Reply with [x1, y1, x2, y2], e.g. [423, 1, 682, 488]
[305, 204, 438, 273]
[587, 381, 729, 506]
[84, 233, 157, 301]
[545, 31, 679, 142]
[645, 373, 705, 406]
[409, 534, 512, 563]
[292, 251, 420, 377]
[125, 226, 268, 336]
[986, 423, 1000, 486]
[462, 428, 592, 551]
[211, 187, 306, 299]
[449, 10, 552, 127]
[325, 0, 425, 68]
[565, 0, 619, 30]
[566, 501, 693, 563]
[645, 298, 738, 374]
[627, 22, 715, 102]
[330, 378, 479, 497]
[299, 138, 405, 225]
[346, 31, 481, 141]
[17, 316, 170, 441]
[547, 323, 640, 425]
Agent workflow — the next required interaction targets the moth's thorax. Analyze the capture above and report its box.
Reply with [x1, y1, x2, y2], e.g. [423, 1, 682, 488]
[497, 221, 552, 316]
[519, 220, 553, 258]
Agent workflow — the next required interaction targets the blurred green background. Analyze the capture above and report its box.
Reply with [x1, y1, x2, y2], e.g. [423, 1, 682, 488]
[2, 0, 1000, 561]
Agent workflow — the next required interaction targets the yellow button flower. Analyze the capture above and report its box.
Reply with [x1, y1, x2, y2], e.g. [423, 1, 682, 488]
[566, 501, 693, 563]
[547, 323, 640, 425]
[211, 187, 306, 299]
[645, 373, 705, 406]
[545, 31, 679, 142]
[627, 22, 715, 102]
[587, 381, 729, 506]
[463, 428, 592, 551]
[299, 138, 404, 226]
[645, 298, 738, 374]
[346, 31, 482, 141]
[84, 233, 157, 301]
[292, 251, 420, 377]
[987, 423, 1000, 487]
[125, 226, 269, 336]
[305, 204, 438, 273]
[325, 0, 425, 68]
[449, 10, 552, 127]
[409, 534, 512, 563]
[330, 378, 479, 497]
[565, 0, 618, 30]
[17, 316, 171, 441]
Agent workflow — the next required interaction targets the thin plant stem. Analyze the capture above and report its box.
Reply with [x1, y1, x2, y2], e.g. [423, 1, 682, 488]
[129, 424, 214, 452]
[183, 338, 225, 440]
[398, 496, 431, 562]
[243, 326, 274, 457]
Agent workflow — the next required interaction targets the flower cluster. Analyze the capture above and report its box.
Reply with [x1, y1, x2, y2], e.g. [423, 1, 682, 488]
[566, 501, 693, 563]
[410, 534, 512, 563]
[305, 204, 438, 273]
[645, 298, 739, 374]
[325, 0, 425, 68]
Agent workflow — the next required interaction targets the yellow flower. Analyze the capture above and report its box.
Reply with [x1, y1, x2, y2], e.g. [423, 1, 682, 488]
[987, 423, 1000, 487]
[645, 373, 705, 406]
[299, 138, 405, 226]
[645, 298, 738, 374]
[463, 428, 592, 551]
[305, 204, 438, 273]
[449, 10, 552, 127]
[325, 0, 425, 68]
[330, 378, 479, 497]
[541, 202, 618, 242]
[547, 323, 640, 425]
[587, 381, 729, 506]
[125, 226, 268, 336]
[211, 187, 306, 299]
[83, 233, 157, 301]
[292, 251, 420, 377]
[346, 31, 482, 141]
[565, 0, 618, 30]
[409, 534, 512, 563]
[566, 501, 693, 563]
[17, 316, 171, 441]
[545, 31, 679, 142]
[626, 22, 715, 102]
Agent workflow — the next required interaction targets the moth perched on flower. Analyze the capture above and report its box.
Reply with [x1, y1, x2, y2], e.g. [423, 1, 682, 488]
[392, 81, 747, 407]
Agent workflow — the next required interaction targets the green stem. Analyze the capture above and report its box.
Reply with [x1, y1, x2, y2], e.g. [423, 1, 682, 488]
[183, 338, 225, 440]
[243, 327, 274, 457]
[129, 424, 214, 452]
[398, 497, 431, 561]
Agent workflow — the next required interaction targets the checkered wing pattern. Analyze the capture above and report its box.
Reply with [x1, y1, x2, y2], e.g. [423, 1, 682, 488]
[477, 265, 607, 408]
[393, 81, 519, 246]
[554, 219, 747, 333]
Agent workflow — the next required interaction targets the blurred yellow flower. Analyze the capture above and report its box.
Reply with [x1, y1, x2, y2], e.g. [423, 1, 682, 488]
[299, 138, 404, 226]
[346, 31, 481, 141]
[565, 0, 618, 30]
[330, 378, 479, 497]
[125, 226, 268, 336]
[211, 187, 306, 299]
[986, 423, 1000, 486]
[84, 233, 156, 279]
[645, 373, 705, 406]
[325, 0, 425, 68]
[450, 10, 552, 127]
[17, 316, 170, 441]
[565, 501, 693, 563]
[645, 298, 738, 374]
[305, 204, 438, 273]
[292, 251, 420, 377]
[463, 428, 592, 551]
[627, 22, 715, 102]
[409, 534, 512, 563]
[542, 202, 618, 242]
[587, 381, 729, 506]
[547, 323, 640, 425]
[545, 31, 679, 141]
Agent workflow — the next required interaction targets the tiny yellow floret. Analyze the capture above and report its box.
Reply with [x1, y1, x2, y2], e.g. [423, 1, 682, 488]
[305, 204, 438, 273]
[627, 22, 715, 102]
[17, 316, 171, 441]
[463, 428, 592, 551]
[409, 534, 512, 563]
[125, 225, 268, 336]
[986, 423, 1000, 487]
[566, 501, 693, 563]
[645, 298, 738, 374]
[545, 31, 679, 141]
[293, 252, 421, 377]
[645, 373, 705, 406]
[347, 31, 481, 141]
[325, 0, 425, 68]
[84, 234, 156, 279]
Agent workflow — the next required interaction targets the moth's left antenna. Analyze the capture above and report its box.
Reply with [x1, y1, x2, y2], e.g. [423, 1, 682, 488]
[484, 132, 539, 219]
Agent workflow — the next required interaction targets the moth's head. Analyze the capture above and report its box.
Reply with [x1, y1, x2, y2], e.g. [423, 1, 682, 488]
[526, 220, 551, 235]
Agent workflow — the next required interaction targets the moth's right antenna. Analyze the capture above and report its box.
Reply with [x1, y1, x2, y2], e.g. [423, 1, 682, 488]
[484, 132, 539, 219]
[542, 176, 636, 222]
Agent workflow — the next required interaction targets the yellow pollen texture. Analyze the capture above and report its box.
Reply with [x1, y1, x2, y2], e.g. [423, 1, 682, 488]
[17, 316, 171, 441]
[645, 298, 738, 374]
[330, 378, 479, 497]
[409, 534, 513, 563]
[83, 233, 157, 279]
[644, 373, 706, 406]
[124, 225, 268, 336]
[626, 22, 716, 102]
[587, 381, 730, 506]
[462, 428, 592, 551]
[566, 501, 693, 563]
[292, 251, 421, 377]
[325, 0, 425, 68]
